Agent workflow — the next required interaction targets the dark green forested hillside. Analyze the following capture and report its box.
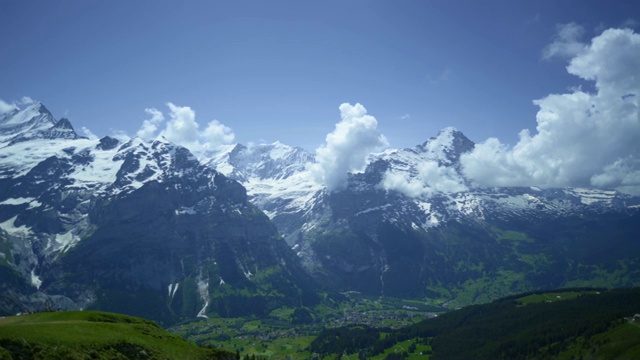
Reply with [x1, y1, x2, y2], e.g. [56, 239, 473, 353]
[310, 287, 640, 359]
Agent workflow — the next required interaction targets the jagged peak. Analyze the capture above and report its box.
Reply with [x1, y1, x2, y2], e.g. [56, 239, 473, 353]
[229, 143, 247, 155]
[427, 126, 469, 143]
[421, 127, 471, 146]
[0, 100, 55, 128]
[35, 116, 82, 141]
[53, 118, 74, 129]
[24, 100, 47, 111]
[416, 127, 475, 165]
[19, 101, 53, 121]
[438, 126, 459, 135]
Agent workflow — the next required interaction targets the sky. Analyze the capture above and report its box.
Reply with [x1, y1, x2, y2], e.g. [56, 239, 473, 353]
[1, 1, 640, 193]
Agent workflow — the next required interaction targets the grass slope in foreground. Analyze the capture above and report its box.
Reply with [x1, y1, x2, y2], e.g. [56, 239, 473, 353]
[0, 311, 234, 360]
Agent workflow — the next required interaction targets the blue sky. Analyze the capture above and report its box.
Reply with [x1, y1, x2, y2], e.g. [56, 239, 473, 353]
[1, 0, 639, 151]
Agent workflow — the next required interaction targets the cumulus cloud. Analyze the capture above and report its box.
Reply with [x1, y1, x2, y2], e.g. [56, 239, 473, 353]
[0, 99, 18, 114]
[309, 103, 388, 190]
[591, 157, 640, 195]
[162, 102, 199, 146]
[382, 161, 468, 198]
[462, 27, 640, 194]
[203, 120, 235, 145]
[381, 172, 425, 198]
[543, 23, 587, 59]
[135, 103, 235, 156]
[136, 108, 165, 140]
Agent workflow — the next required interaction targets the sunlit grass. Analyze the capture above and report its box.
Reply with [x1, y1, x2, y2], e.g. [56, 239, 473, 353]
[0, 311, 230, 359]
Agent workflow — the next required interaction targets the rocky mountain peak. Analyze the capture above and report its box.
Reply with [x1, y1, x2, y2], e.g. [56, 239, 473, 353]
[27, 101, 51, 115]
[38, 117, 82, 141]
[0, 102, 319, 321]
[205, 141, 314, 181]
[0, 101, 57, 144]
[418, 127, 475, 165]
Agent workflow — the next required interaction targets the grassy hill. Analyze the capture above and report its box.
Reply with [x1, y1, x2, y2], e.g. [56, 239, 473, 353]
[0, 310, 234, 360]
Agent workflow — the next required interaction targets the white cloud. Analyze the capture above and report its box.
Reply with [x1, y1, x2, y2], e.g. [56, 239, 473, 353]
[162, 102, 199, 146]
[591, 157, 640, 195]
[81, 127, 98, 140]
[399, 113, 411, 120]
[203, 120, 235, 145]
[309, 103, 388, 190]
[417, 161, 468, 193]
[136, 108, 165, 140]
[134, 103, 235, 157]
[381, 171, 425, 198]
[543, 23, 587, 59]
[0, 99, 18, 114]
[462, 27, 640, 194]
[381, 160, 468, 197]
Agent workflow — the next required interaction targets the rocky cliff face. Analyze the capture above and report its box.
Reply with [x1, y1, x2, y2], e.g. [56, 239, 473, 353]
[0, 103, 317, 323]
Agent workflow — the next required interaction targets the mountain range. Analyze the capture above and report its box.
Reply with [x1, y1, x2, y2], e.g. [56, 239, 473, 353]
[0, 102, 317, 324]
[204, 123, 640, 304]
[1, 102, 639, 323]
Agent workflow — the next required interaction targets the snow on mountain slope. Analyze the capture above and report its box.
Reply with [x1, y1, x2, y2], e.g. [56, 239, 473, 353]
[204, 141, 314, 181]
[2, 100, 638, 312]
[0, 102, 56, 142]
[0, 102, 83, 146]
[202, 129, 481, 245]
[203, 126, 640, 250]
[0, 103, 319, 320]
[0, 103, 216, 283]
[203, 141, 325, 242]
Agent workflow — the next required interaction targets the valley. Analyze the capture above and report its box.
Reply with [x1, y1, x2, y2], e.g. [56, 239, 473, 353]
[169, 292, 442, 359]
[2, 288, 639, 359]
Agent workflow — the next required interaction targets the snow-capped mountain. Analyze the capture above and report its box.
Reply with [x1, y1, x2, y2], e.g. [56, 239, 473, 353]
[205, 127, 638, 242]
[0, 102, 81, 147]
[0, 103, 317, 322]
[204, 127, 640, 305]
[2, 101, 639, 317]
[202, 141, 326, 244]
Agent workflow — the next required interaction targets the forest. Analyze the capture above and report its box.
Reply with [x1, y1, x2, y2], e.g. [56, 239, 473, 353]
[309, 287, 640, 359]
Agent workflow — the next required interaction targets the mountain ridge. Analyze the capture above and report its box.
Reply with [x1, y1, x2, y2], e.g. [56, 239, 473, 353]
[1, 101, 639, 320]
[202, 120, 640, 303]
[0, 103, 319, 323]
